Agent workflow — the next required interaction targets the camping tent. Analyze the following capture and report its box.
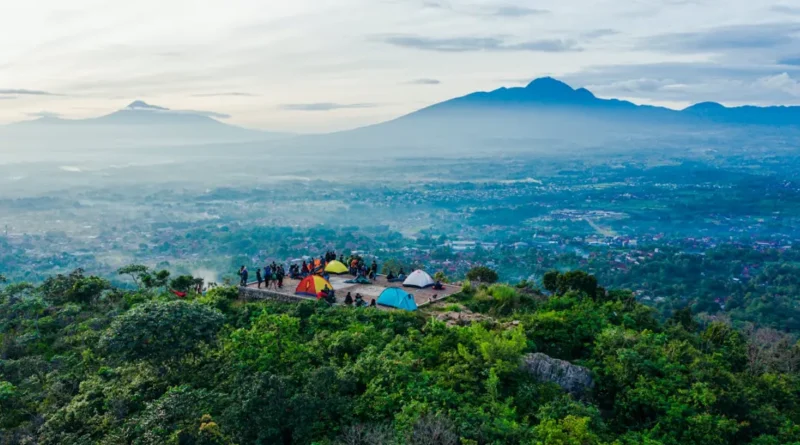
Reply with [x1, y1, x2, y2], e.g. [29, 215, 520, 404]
[295, 275, 333, 297]
[377, 288, 418, 311]
[324, 260, 349, 274]
[403, 270, 435, 288]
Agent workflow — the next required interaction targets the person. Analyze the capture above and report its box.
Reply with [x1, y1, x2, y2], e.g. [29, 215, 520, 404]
[386, 270, 395, 281]
[301, 260, 307, 275]
[354, 293, 366, 307]
[238, 266, 248, 286]
[371, 260, 378, 276]
[263, 266, 271, 289]
[344, 292, 353, 305]
[433, 280, 445, 290]
[256, 268, 263, 289]
[339, 254, 344, 263]
[326, 289, 336, 305]
[277, 265, 285, 288]
[369, 298, 377, 307]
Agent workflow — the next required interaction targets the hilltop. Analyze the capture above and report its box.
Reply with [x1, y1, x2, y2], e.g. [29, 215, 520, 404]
[2, 266, 800, 444]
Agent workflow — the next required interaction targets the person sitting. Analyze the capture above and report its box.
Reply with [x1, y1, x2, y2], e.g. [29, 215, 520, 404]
[386, 271, 395, 281]
[433, 280, 445, 290]
[354, 293, 366, 307]
[344, 292, 353, 305]
[369, 298, 377, 307]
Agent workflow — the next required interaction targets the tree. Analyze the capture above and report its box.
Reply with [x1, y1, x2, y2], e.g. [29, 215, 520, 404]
[382, 258, 410, 275]
[170, 275, 196, 293]
[466, 266, 498, 284]
[100, 300, 224, 365]
[543, 270, 560, 293]
[141, 269, 170, 290]
[39, 269, 110, 305]
[0, 274, 6, 284]
[433, 271, 449, 283]
[117, 264, 149, 289]
[556, 271, 599, 300]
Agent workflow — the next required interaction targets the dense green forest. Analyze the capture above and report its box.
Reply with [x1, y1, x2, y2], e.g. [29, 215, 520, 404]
[3, 268, 800, 444]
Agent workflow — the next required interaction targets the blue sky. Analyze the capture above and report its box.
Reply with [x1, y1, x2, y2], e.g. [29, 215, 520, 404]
[1, 0, 799, 132]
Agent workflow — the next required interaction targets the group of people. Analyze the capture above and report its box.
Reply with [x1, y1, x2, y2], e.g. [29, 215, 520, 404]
[238, 263, 286, 289]
[344, 291, 376, 308]
[350, 257, 379, 279]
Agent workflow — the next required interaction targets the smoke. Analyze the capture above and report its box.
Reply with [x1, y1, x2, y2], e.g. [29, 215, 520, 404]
[191, 268, 220, 285]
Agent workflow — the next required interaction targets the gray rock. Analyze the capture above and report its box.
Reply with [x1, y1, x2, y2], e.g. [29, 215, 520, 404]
[522, 353, 594, 398]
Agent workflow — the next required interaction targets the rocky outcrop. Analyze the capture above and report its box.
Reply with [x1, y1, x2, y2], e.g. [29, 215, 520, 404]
[436, 310, 489, 327]
[522, 353, 594, 398]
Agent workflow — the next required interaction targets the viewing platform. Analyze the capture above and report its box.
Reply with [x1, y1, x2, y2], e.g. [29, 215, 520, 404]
[239, 274, 461, 309]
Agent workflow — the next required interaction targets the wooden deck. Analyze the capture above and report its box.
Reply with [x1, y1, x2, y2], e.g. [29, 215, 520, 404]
[244, 274, 461, 308]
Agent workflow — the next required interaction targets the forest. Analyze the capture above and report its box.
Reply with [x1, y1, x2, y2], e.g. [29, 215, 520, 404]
[3, 267, 800, 444]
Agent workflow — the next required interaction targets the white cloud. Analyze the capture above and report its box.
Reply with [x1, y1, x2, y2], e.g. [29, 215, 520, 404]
[0, 0, 797, 131]
[756, 72, 800, 96]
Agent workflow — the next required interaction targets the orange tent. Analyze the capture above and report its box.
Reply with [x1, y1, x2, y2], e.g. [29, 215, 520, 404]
[295, 275, 333, 297]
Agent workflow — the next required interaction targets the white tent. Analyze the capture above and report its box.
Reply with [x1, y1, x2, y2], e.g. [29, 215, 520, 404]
[403, 269, 435, 288]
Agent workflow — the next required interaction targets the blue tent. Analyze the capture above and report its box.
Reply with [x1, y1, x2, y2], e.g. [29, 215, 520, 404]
[377, 288, 418, 311]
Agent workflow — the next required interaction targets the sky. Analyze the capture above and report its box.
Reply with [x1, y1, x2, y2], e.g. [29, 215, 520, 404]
[1, 0, 799, 133]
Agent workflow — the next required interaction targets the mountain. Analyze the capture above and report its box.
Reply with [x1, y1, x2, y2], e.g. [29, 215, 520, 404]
[2, 101, 285, 154]
[412, 77, 800, 125]
[302, 77, 799, 158]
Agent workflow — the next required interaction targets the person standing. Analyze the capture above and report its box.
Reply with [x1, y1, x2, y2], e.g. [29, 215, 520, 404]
[264, 265, 271, 289]
[277, 265, 285, 288]
[239, 266, 248, 286]
[256, 268, 263, 289]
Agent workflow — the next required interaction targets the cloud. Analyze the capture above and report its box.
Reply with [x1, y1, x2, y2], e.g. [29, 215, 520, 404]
[420, 1, 547, 17]
[26, 111, 62, 118]
[0, 96, 16, 100]
[191, 92, 257, 97]
[380, 35, 581, 52]
[756, 72, 800, 96]
[279, 103, 378, 111]
[0, 88, 57, 95]
[489, 6, 549, 17]
[771, 5, 800, 14]
[561, 62, 800, 104]
[405, 78, 442, 85]
[582, 29, 620, 39]
[169, 109, 232, 119]
[645, 23, 800, 53]
[778, 56, 800, 66]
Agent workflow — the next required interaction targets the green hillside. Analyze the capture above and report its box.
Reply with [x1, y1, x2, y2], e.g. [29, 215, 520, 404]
[2, 268, 800, 444]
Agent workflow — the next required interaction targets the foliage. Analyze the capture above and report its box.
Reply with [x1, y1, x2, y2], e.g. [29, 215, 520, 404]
[3, 269, 800, 444]
[466, 266, 499, 284]
[99, 300, 224, 364]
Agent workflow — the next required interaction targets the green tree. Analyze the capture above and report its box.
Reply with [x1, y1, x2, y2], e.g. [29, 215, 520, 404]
[117, 264, 150, 289]
[466, 266, 499, 284]
[433, 271, 449, 283]
[556, 271, 599, 300]
[170, 275, 196, 293]
[100, 300, 224, 365]
[543, 270, 560, 293]
[141, 269, 171, 290]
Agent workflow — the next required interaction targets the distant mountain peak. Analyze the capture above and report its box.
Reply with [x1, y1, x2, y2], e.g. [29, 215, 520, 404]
[684, 101, 725, 111]
[125, 100, 169, 111]
[525, 76, 573, 92]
